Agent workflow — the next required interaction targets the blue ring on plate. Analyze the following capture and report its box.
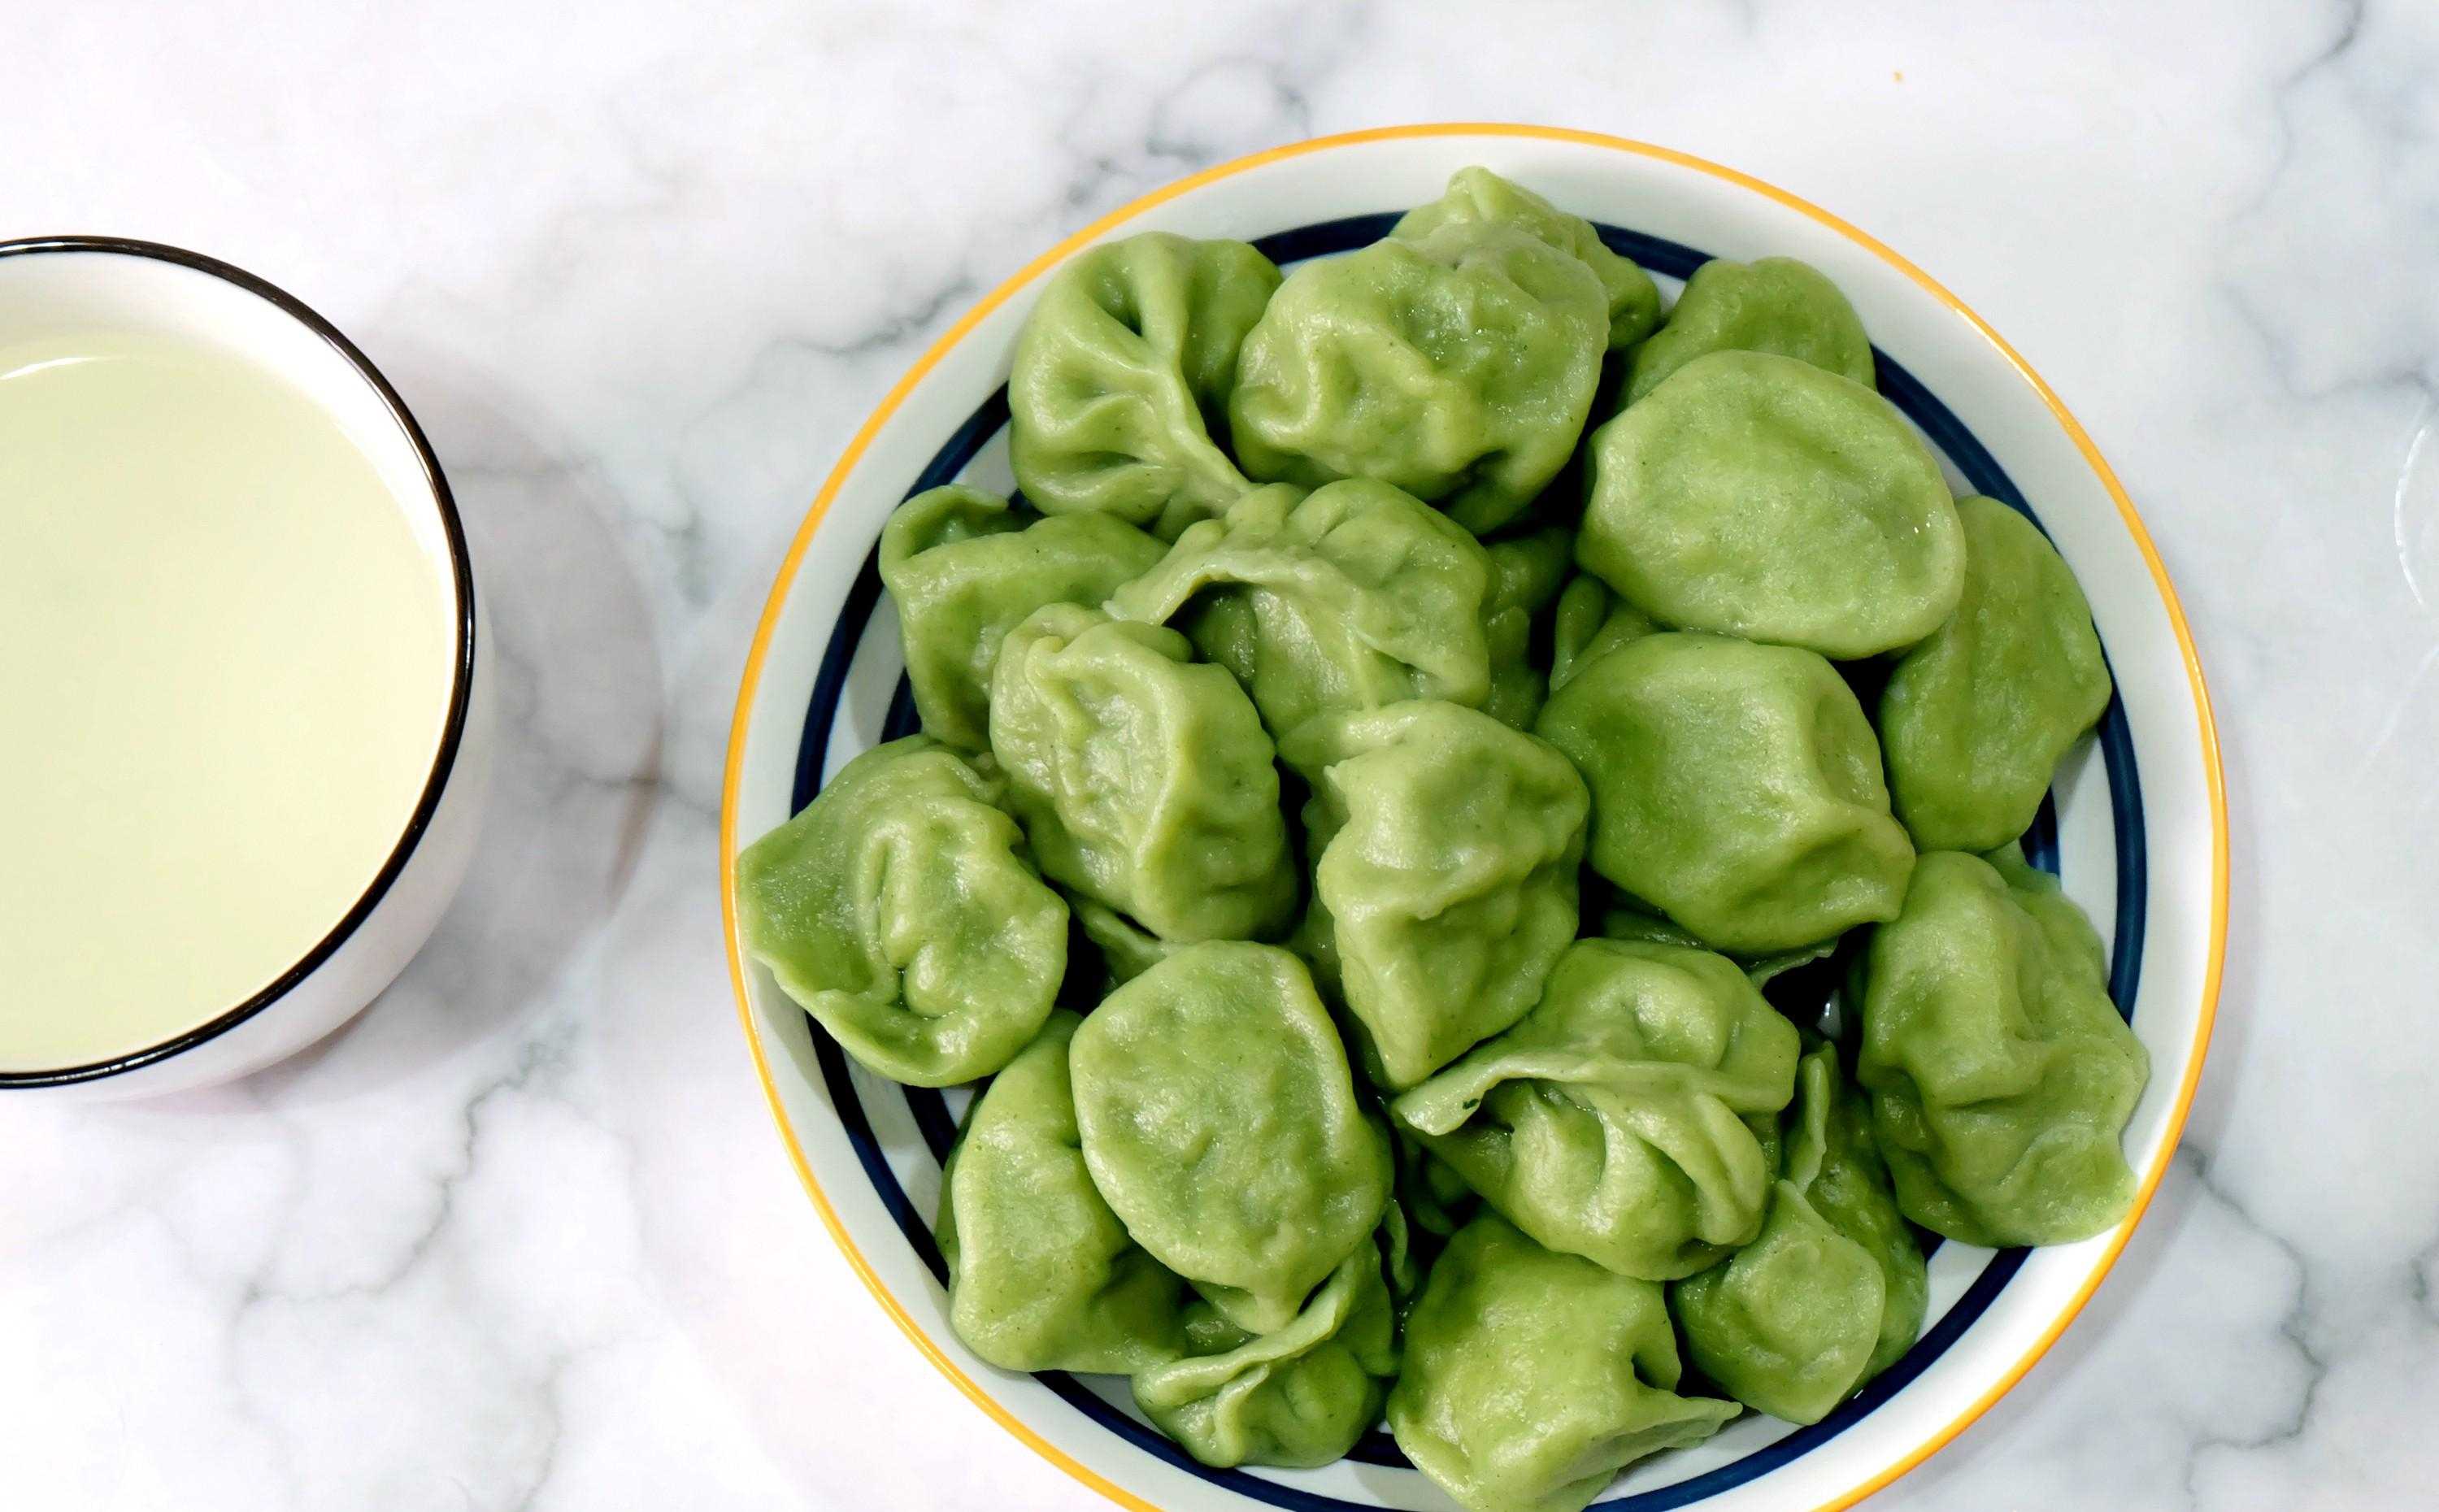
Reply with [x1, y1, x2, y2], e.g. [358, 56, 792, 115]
[785, 215, 2149, 1510]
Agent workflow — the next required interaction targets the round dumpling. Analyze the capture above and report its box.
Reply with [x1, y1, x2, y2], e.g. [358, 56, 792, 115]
[1009, 231, 1281, 539]
[1879, 495, 2114, 851]
[1855, 849, 2149, 1246]
[1625, 256, 1875, 403]
[1579, 350, 1965, 658]
[733, 736, 1064, 1085]
[1535, 632, 1916, 954]
[1070, 942, 1393, 1332]
[1393, 939, 1802, 1280]
[1228, 220, 1609, 535]
[1107, 479, 1493, 738]
[878, 484, 1165, 750]
[1391, 165, 1662, 348]
[1130, 1239, 1398, 1469]
[938, 1011, 1185, 1372]
[1280, 700, 1587, 1090]
[1389, 1214, 1739, 1512]
[1671, 1041, 1926, 1425]
[989, 602, 1296, 944]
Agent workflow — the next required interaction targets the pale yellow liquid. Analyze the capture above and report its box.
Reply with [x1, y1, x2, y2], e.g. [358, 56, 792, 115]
[0, 329, 455, 1071]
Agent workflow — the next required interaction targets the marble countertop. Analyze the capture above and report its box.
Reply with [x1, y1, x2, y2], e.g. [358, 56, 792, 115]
[4, 2, 2432, 1508]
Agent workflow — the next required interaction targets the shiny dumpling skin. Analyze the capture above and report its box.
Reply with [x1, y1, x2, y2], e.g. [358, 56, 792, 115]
[1579, 350, 1966, 658]
[937, 1011, 1186, 1373]
[1393, 939, 1801, 1280]
[1535, 632, 1916, 954]
[1280, 700, 1589, 1091]
[1008, 231, 1282, 540]
[878, 484, 1166, 750]
[1391, 165, 1662, 349]
[1109, 479, 1494, 738]
[1130, 1238, 1399, 1469]
[988, 602, 1296, 944]
[1069, 942, 1394, 1333]
[1477, 525, 1575, 730]
[1879, 495, 2114, 852]
[1228, 219, 1610, 536]
[1388, 1214, 1740, 1512]
[733, 736, 1065, 1086]
[1624, 255, 1876, 403]
[1671, 1042, 1927, 1425]
[1855, 849, 2150, 1246]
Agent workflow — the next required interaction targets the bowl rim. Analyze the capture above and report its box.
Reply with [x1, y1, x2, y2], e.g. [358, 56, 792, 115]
[719, 122, 2229, 1511]
[0, 234, 479, 1088]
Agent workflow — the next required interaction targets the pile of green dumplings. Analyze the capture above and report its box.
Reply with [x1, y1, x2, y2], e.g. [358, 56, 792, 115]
[736, 167, 2151, 1512]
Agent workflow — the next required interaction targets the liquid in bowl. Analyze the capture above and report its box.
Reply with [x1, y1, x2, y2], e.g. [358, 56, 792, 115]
[0, 322, 457, 1073]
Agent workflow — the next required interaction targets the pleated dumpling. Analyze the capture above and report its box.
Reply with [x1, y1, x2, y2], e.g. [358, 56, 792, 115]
[1671, 1041, 1927, 1425]
[1009, 232, 1281, 539]
[1477, 525, 1576, 730]
[1878, 495, 2114, 852]
[1391, 165, 1662, 349]
[1131, 1238, 1398, 1469]
[878, 484, 1165, 750]
[1536, 632, 1916, 954]
[1579, 350, 1964, 658]
[938, 1012, 1185, 1372]
[1624, 255, 1875, 403]
[1393, 939, 1801, 1280]
[1856, 849, 2150, 1246]
[1070, 943, 1393, 1332]
[733, 736, 1065, 1086]
[1108, 479, 1493, 738]
[1228, 219, 1609, 535]
[989, 602, 1296, 944]
[1280, 700, 1587, 1090]
[1389, 1214, 1739, 1512]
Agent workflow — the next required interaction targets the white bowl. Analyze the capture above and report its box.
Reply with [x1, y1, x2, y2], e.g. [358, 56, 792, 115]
[0, 238, 493, 1100]
[721, 125, 2228, 1512]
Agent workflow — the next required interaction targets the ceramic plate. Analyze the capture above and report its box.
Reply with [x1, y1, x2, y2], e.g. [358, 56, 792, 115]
[720, 124, 2228, 1512]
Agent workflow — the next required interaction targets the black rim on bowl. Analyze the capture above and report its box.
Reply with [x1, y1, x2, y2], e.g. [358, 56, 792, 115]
[0, 236, 477, 1088]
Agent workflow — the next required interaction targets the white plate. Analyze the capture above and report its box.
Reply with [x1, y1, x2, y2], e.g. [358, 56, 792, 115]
[720, 124, 2228, 1512]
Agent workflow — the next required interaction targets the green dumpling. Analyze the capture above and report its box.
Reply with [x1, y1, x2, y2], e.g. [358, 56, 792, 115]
[1879, 495, 2114, 851]
[1625, 256, 1875, 403]
[1393, 939, 1801, 1280]
[1067, 895, 1184, 989]
[1856, 850, 2150, 1246]
[1594, 906, 1841, 990]
[937, 1012, 1186, 1372]
[1132, 1238, 1398, 1469]
[1394, 1127, 1479, 1240]
[989, 602, 1296, 943]
[1389, 1214, 1740, 1512]
[1391, 165, 1662, 348]
[1479, 526, 1575, 729]
[878, 485, 1166, 750]
[1008, 231, 1281, 539]
[1070, 943, 1393, 1332]
[1579, 350, 1966, 658]
[1672, 1042, 1926, 1424]
[1228, 220, 1609, 535]
[1109, 479, 1494, 738]
[735, 737, 1063, 1086]
[1280, 701, 1588, 1090]
[1547, 573, 1655, 694]
[1536, 632, 1916, 954]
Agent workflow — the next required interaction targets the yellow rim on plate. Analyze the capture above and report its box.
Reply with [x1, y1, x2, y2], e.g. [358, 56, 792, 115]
[720, 122, 2230, 1512]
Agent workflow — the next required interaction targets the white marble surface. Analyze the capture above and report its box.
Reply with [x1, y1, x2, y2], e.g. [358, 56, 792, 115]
[1, 2, 2431, 1507]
